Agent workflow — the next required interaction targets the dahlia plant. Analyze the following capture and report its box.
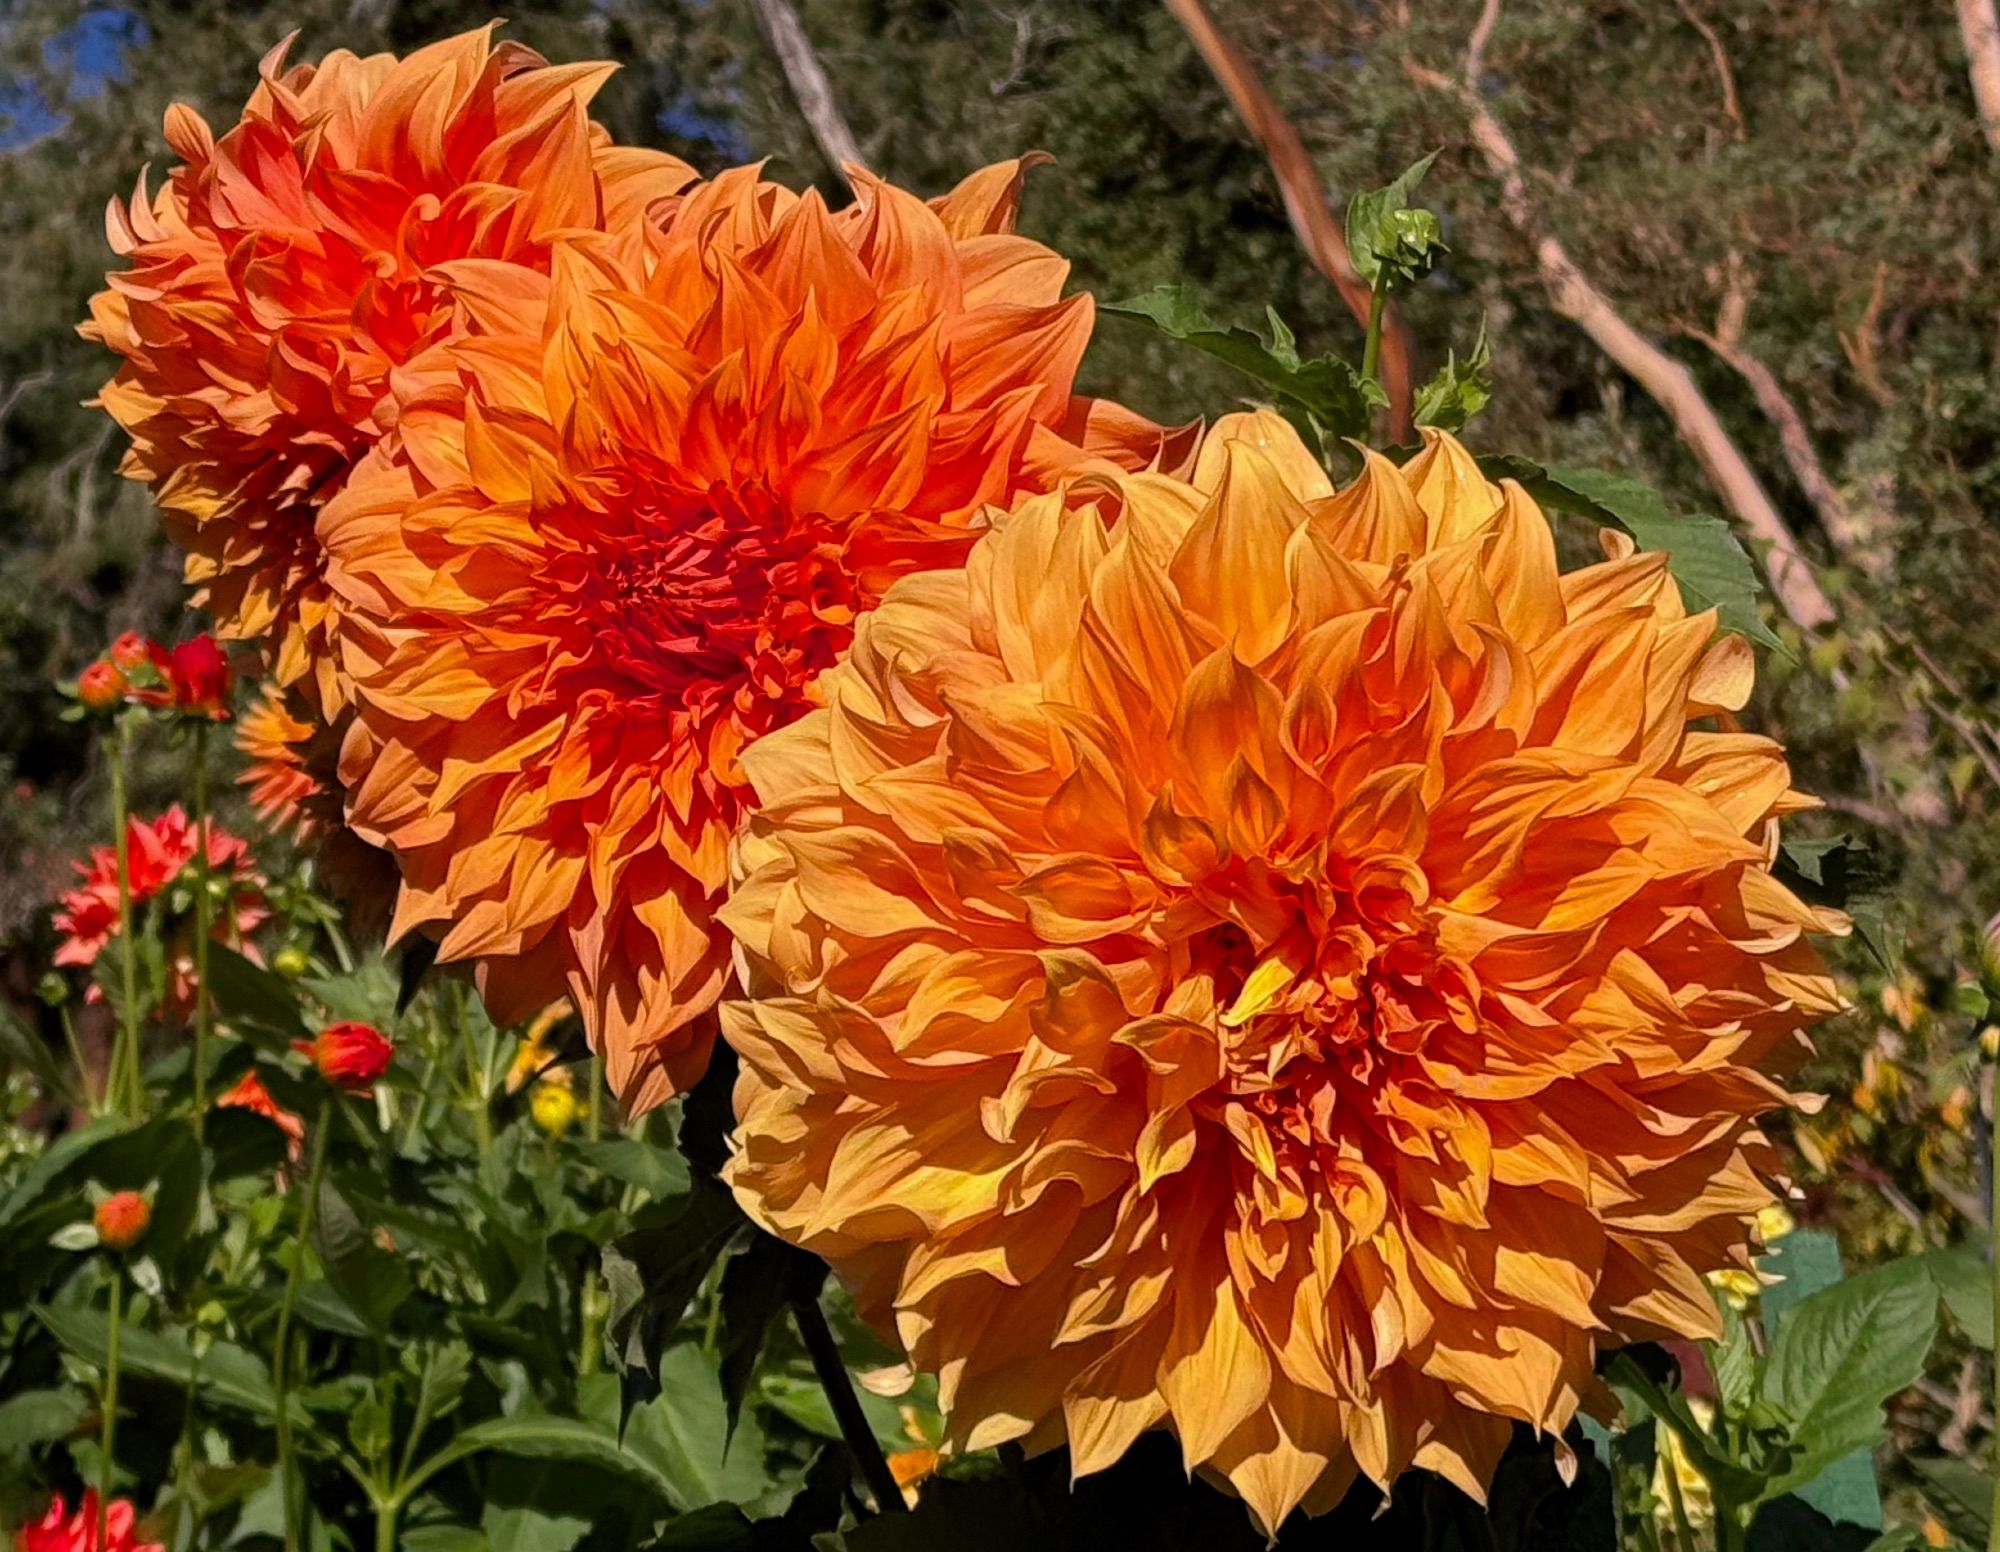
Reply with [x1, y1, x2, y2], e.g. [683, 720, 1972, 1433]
[0, 28, 1980, 1552]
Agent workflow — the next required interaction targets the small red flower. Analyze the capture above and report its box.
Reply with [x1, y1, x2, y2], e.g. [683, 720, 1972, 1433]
[76, 661, 128, 713]
[14, 1493, 163, 1552]
[92, 1191, 150, 1252]
[294, 1022, 393, 1094]
[215, 1070, 305, 1155]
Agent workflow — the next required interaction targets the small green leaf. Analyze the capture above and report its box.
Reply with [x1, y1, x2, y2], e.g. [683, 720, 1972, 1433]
[1346, 151, 1444, 291]
[480, 1504, 587, 1552]
[1710, 1296, 1757, 1413]
[1758, 1254, 1938, 1506]
[602, 1176, 744, 1376]
[1412, 326, 1491, 432]
[570, 1139, 689, 1204]
[36, 1302, 283, 1419]
[402, 1414, 676, 1505]
[48, 1221, 99, 1251]
[1105, 286, 1378, 452]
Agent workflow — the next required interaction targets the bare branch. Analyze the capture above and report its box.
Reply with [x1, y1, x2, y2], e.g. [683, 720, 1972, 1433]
[747, 0, 864, 182]
[1958, 0, 2000, 159]
[1163, 0, 1417, 441]
[1406, 15, 1837, 635]
[1672, 0, 1747, 143]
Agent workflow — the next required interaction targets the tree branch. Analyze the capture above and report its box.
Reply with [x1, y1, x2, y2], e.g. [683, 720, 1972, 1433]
[1672, 0, 1747, 143]
[1163, 0, 1417, 441]
[1958, 0, 2000, 160]
[747, 0, 864, 183]
[1407, 13, 1837, 634]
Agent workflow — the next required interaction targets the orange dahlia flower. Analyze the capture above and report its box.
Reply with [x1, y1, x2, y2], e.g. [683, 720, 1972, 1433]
[82, 27, 697, 716]
[721, 413, 1843, 1531]
[322, 158, 1182, 1111]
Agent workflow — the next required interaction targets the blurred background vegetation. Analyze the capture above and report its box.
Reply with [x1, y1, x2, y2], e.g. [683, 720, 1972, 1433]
[2, 0, 1997, 1492]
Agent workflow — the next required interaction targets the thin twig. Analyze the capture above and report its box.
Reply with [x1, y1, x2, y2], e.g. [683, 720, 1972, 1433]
[747, 0, 864, 181]
[1672, 0, 1747, 142]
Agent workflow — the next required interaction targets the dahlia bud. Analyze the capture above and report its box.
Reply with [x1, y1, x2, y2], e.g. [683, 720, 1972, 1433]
[165, 635, 233, 720]
[108, 631, 157, 674]
[94, 1190, 151, 1252]
[76, 660, 127, 713]
[294, 1021, 394, 1093]
[272, 945, 311, 979]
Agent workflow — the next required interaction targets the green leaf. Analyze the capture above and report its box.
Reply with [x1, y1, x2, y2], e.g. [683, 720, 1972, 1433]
[1413, 326, 1491, 432]
[1480, 455, 1782, 649]
[1711, 1296, 1757, 1413]
[1912, 1455, 1991, 1545]
[36, 1302, 283, 1419]
[621, 1344, 770, 1511]
[602, 1176, 744, 1376]
[315, 1173, 412, 1334]
[1346, 151, 1444, 290]
[480, 1504, 587, 1552]
[570, 1138, 690, 1204]
[1925, 1243, 1993, 1348]
[0, 1387, 89, 1450]
[1775, 837, 1898, 973]
[1758, 1254, 1938, 1505]
[207, 943, 310, 1050]
[1104, 286, 1378, 451]
[402, 1414, 677, 1505]
[1605, 1351, 1767, 1508]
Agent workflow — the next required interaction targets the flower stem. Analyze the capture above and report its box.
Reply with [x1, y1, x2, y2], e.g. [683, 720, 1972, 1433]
[373, 1493, 398, 1552]
[1989, 1049, 2000, 1552]
[108, 716, 142, 1115]
[191, 720, 212, 1136]
[96, 1269, 124, 1551]
[790, 1288, 905, 1515]
[1361, 285, 1388, 392]
[275, 1104, 332, 1552]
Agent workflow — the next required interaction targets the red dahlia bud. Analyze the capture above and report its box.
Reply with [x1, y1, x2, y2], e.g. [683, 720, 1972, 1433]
[93, 1190, 150, 1252]
[294, 1021, 394, 1093]
[76, 660, 128, 712]
[166, 635, 233, 719]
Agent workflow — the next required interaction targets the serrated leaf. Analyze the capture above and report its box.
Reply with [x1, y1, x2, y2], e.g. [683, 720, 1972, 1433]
[716, 1233, 819, 1435]
[403, 1414, 676, 1504]
[1480, 456, 1782, 649]
[602, 1176, 743, 1377]
[1105, 286, 1378, 450]
[1758, 1255, 1938, 1505]
[570, 1139, 689, 1204]
[36, 1302, 283, 1419]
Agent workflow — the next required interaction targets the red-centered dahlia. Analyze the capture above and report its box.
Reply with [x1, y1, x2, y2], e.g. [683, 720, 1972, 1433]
[322, 158, 1188, 1111]
[14, 1495, 162, 1552]
[722, 413, 1845, 1531]
[81, 27, 698, 717]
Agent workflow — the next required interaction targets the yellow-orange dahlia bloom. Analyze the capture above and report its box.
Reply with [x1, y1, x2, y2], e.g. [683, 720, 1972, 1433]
[322, 159, 1181, 1111]
[82, 27, 696, 715]
[721, 413, 1843, 1532]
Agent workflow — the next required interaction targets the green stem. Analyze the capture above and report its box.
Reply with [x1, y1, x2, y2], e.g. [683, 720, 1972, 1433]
[791, 1289, 906, 1515]
[1990, 1053, 2000, 1552]
[172, 1355, 200, 1552]
[59, 1003, 96, 1116]
[96, 1270, 123, 1549]
[1361, 285, 1388, 390]
[461, 995, 493, 1159]
[109, 717, 142, 1115]
[191, 721, 212, 1136]
[588, 1051, 603, 1143]
[374, 1495, 398, 1552]
[275, 1105, 333, 1552]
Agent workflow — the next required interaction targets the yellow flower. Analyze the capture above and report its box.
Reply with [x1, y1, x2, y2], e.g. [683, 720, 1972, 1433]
[530, 1078, 581, 1137]
[1755, 1202, 1796, 1244]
